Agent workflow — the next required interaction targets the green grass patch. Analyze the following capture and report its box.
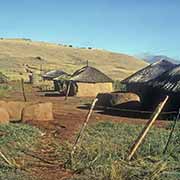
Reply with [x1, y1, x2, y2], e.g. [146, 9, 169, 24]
[0, 84, 12, 97]
[0, 123, 41, 180]
[63, 121, 180, 180]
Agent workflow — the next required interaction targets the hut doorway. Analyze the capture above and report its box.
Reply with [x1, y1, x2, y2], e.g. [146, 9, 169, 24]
[54, 80, 78, 96]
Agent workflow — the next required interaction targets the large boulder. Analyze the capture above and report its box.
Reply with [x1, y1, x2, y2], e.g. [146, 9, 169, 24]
[0, 101, 28, 122]
[0, 108, 9, 124]
[7, 101, 28, 122]
[22, 102, 54, 122]
[0, 101, 7, 108]
[96, 92, 140, 108]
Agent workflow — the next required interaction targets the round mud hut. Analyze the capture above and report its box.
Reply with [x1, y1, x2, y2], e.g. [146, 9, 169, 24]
[68, 66, 113, 97]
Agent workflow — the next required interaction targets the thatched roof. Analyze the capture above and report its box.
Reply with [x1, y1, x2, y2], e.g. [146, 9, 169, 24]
[149, 65, 180, 93]
[70, 66, 113, 83]
[53, 74, 71, 81]
[0, 72, 8, 83]
[122, 60, 176, 84]
[42, 70, 68, 80]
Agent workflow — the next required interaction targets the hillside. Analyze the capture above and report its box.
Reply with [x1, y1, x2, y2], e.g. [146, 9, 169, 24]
[143, 55, 179, 64]
[0, 38, 148, 80]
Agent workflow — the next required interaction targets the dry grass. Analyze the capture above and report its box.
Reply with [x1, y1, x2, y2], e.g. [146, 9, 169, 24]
[0, 38, 148, 80]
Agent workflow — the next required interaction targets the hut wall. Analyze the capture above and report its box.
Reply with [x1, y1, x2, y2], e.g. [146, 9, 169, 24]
[126, 84, 165, 110]
[166, 94, 180, 111]
[40, 80, 54, 91]
[76, 82, 113, 97]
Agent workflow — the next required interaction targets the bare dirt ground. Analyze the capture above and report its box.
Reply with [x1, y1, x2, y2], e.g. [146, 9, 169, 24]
[2, 83, 169, 179]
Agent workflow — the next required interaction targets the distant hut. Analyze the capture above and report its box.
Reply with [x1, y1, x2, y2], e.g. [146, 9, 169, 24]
[42, 70, 68, 91]
[42, 70, 68, 81]
[69, 66, 113, 97]
[56, 66, 113, 97]
[30, 72, 42, 87]
[53, 74, 74, 95]
[149, 65, 180, 110]
[0, 72, 8, 83]
[121, 60, 176, 110]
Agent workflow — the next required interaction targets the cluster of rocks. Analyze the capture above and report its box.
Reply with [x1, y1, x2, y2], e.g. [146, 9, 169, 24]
[0, 101, 54, 124]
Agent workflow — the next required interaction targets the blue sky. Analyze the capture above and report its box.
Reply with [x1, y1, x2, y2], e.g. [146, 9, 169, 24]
[0, 0, 180, 59]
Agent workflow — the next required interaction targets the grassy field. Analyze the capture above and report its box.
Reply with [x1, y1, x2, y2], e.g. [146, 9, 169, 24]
[0, 120, 179, 179]
[0, 123, 41, 180]
[0, 38, 148, 81]
[62, 121, 180, 180]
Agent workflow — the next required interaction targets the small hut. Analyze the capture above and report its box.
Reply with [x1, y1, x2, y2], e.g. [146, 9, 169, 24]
[41, 70, 68, 91]
[70, 66, 113, 97]
[121, 60, 176, 109]
[0, 72, 8, 83]
[59, 66, 113, 97]
[42, 70, 68, 80]
[53, 74, 75, 95]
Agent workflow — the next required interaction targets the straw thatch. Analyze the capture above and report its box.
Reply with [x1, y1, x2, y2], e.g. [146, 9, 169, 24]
[71, 66, 113, 83]
[121, 60, 177, 110]
[42, 70, 68, 80]
[149, 65, 180, 93]
[122, 60, 176, 85]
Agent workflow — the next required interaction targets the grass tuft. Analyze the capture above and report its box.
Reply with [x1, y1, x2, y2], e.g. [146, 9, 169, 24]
[0, 123, 41, 179]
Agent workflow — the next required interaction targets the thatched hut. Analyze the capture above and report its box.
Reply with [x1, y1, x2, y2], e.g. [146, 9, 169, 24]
[57, 66, 113, 97]
[42, 70, 68, 80]
[121, 60, 176, 110]
[0, 72, 8, 83]
[41, 70, 68, 91]
[53, 74, 75, 95]
[70, 66, 113, 97]
[149, 65, 180, 110]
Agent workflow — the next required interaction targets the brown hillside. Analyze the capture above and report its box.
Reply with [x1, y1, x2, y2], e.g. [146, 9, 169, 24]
[0, 38, 148, 80]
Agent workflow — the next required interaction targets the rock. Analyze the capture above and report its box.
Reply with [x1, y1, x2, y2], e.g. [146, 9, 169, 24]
[22, 102, 54, 122]
[0, 101, 7, 108]
[7, 101, 28, 122]
[0, 108, 9, 124]
[96, 92, 140, 107]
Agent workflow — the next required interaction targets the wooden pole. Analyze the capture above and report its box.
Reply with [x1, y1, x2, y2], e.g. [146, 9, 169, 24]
[127, 96, 169, 161]
[163, 108, 180, 154]
[70, 98, 98, 160]
[21, 78, 27, 102]
[64, 81, 71, 100]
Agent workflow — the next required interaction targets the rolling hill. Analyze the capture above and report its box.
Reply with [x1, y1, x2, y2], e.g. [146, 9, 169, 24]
[0, 38, 148, 80]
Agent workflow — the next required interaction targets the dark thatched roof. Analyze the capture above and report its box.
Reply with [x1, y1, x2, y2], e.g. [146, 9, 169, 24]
[42, 70, 68, 80]
[53, 74, 71, 81]
[0, 72, 8, 83]
[149, 65, 180, 93]
[122, 60, 176, 84]
[70, 66, 113, 83]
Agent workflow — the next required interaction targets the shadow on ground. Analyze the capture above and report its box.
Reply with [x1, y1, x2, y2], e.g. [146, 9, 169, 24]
[78, 101, 176, 120]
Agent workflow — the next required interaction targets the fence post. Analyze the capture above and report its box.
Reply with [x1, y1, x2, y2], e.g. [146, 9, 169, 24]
[127, 96, 169, 160]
